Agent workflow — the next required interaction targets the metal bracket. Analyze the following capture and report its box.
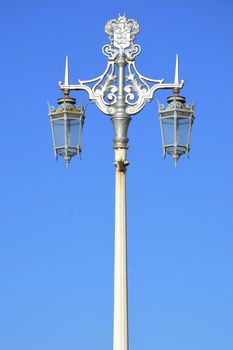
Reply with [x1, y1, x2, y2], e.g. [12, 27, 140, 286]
[114, 160, 130, 172]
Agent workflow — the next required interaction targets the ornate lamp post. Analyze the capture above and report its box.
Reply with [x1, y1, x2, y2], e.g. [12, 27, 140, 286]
[48, 14, 194, 350]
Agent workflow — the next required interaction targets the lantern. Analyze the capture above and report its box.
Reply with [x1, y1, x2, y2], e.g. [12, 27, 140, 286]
[48, 97, 85, 167]
[158, 95, 194, 166]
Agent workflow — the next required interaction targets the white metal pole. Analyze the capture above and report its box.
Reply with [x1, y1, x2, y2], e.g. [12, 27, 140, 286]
[113, 147, 128, 350]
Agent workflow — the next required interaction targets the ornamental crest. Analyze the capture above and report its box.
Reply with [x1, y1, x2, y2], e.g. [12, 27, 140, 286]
[105, 15, 139, 49]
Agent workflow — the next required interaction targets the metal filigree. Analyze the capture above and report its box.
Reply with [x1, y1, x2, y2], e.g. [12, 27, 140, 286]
[58, 15, 185, 147]
[124, 60, 184, 115]
[160, 99, 194, 111]
[79, 62, 118, 108]
[125, 62, 163, 106]
[60, 61, 118, 115]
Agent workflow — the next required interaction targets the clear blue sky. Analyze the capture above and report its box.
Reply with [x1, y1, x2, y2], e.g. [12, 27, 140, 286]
[0, 1, 233, 349]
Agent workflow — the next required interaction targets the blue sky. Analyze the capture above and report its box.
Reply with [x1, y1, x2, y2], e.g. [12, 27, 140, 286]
[0, 0, 233, 349]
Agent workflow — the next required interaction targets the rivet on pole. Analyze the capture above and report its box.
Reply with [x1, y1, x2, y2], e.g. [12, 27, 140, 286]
[114, 159, 129, 172]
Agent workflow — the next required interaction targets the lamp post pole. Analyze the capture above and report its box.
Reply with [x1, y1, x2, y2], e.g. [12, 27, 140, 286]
[114, 147, 128, 350]
[49, 14, 194, 350]
[112, 50, 130, 350]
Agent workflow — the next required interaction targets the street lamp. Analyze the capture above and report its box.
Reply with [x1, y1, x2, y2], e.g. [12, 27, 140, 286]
[49, 58, 85, 168]
[158, 55, 194, 166]
[48, 14, 194, 350]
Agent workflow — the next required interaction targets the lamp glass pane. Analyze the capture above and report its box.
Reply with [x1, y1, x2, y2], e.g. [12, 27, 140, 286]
[177, 117, 190, 145]
[53, 119, 65, 147]
[162, 117, 174, 145]
[67, 119, 80, 147]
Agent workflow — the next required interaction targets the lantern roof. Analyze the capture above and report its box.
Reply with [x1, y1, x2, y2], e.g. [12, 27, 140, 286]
[49, 97, 85, 118]
[159, 95, 194, 114]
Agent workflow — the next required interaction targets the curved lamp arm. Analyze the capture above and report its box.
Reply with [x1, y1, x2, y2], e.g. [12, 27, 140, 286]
[59, 57, 184, 117]
[124, 60, 184, 115]
[59, 60, 117, 115]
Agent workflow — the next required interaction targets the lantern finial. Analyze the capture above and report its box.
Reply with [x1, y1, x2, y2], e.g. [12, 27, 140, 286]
[174, 54, 179, 85]
[64, 55, 69, 86]
[64, 55, 70, 98]
[173, 54, 180, 96]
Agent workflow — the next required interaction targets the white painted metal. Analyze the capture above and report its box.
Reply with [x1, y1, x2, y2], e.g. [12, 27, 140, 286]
[59, 16, 184, 117]
[174, 54, 179, 85]
[113, 148, 128, 350]
[64, 55, 69, 86]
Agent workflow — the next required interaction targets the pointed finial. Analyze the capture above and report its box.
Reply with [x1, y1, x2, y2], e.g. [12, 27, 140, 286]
[173, 54, 180, 96]
[174, 54, 179, 85]
[64, 55, 69, 86]
[63, 55, 70, 98]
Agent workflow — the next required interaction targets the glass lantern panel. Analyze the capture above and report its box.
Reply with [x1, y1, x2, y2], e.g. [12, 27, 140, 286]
[177, 117, 190, 145]
[162, 117, 174, 145]
[53, 119, 65, 147]
[67, 119, 81, 147]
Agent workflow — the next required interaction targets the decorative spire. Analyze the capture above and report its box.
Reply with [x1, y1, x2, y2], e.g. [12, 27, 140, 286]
[174, 54, 179, 85]
[173, 54, 180, 96]
[64, 55, 69, 85]
[64, 55, 69, 98]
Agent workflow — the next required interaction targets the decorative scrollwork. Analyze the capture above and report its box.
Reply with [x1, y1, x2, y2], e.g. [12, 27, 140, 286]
[57, 102, 77, 112]
[166, 100, 194, 111]
[125, 73, 147, 102]
[63, 61, 119, 115]
[125, 44, 141, 60]
[102, 45, 118, 60]
[94, 73, 118, 105]
[124, 61, 165, 114]
[59, 15, 184, 117]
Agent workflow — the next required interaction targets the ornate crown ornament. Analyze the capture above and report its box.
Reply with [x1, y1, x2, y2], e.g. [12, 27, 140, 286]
[105, 14, 140, 49]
